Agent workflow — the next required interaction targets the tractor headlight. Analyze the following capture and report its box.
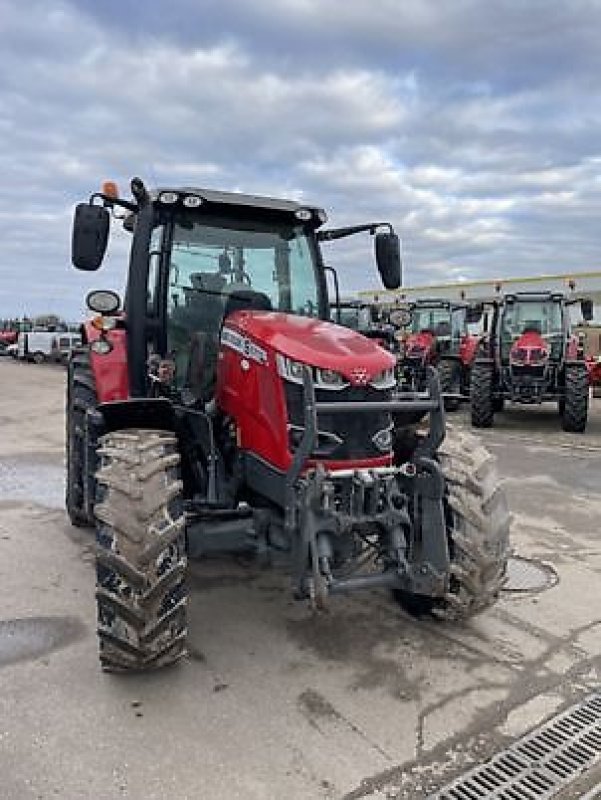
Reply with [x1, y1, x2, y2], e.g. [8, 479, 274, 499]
[90, 339, 113, 355]
[314, 368, 349, 390]
[370, 367, 396, 390]
[276, 354, 306, 384]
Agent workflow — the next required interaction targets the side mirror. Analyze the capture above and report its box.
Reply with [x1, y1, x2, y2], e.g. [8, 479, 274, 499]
[72, 204, 110, 271]
[581, 298, 593, 322]
[375, 231, 401, 290]
[466, 303, 484, 324]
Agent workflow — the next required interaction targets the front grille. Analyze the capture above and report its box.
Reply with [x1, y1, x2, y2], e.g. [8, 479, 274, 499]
[430, 692, 601, 799]
[284, 382, 392, 460]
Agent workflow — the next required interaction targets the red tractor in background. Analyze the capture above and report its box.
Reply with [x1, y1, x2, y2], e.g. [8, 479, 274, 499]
[470, 291, 593, 432]
[66, 178, 509, 672]
[396, 299, 482, 410]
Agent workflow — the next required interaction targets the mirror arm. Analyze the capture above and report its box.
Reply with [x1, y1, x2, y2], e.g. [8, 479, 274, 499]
[317, 222, 393, 242]
[89, 193, 138, 213]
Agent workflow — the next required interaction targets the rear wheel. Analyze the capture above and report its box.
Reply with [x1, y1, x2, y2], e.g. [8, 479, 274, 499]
[95, 429, 187, 672]
[561, 365, 588, 433]
[32, 351, 45, 364]
[470, 363, 495, 428]
[438, 359, 461, 411]
[66, 349, 97, 527]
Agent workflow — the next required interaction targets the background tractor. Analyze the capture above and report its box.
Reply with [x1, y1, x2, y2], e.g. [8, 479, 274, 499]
[470, 291, 593, 431]
[330, 298, 397, 349]
[67, 178, 510, 672]
[395, 299, 482, 410]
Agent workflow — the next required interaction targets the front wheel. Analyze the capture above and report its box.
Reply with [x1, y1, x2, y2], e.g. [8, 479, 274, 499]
[95, 429, 187, 672]
[438, 360, 462, 412]
[561, 365, 588, 433]
[395, 428, 510, 620]
[470, 363, 495, 428]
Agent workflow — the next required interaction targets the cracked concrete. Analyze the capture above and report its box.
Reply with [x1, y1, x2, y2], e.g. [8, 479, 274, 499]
[0, 361, 600, 799]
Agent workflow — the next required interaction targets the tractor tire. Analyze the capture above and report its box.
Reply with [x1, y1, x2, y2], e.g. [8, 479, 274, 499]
[561, 365, 588, 433]
[470, 363, 495, 428]
[94, 429, 187, 672]
[66, 349, 97, 527]
[395, 429, 510, 619]
[438, 360, 461, 411]
[436, 428, 510, 619]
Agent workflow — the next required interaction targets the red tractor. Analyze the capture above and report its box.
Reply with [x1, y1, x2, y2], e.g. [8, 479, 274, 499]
[586, 356, 601, 397]
[396, 299, 482, 409]
[67, 178, 509, 672]
[470, 292, 593, 431]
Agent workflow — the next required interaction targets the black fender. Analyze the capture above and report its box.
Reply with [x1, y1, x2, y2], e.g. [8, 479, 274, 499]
[90, 398, 176, 436]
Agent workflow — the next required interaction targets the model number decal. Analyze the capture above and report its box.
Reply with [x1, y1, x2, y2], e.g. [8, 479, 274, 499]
[221, 327, 268, 364]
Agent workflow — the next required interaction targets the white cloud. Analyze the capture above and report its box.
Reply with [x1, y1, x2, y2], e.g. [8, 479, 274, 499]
[0, 0, 601, 318]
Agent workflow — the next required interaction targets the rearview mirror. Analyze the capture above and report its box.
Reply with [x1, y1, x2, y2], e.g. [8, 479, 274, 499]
[72, 204, 110, 271]
[375, 232, 401, 290]
[581, 298, 593, 322]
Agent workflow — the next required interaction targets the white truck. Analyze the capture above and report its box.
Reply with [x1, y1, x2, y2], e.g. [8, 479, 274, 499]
[17, 331, 81, 363]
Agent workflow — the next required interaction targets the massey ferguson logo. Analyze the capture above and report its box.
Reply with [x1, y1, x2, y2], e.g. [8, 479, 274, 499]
[349, 367, 369, 385]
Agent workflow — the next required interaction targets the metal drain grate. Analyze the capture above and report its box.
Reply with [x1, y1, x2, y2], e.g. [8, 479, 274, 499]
[429, 693, 601, 799]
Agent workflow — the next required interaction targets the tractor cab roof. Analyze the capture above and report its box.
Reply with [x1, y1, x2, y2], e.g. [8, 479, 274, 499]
[152, 186, 328, 227]
[412, 298, 452, 308]
[504, 291, 565, 303]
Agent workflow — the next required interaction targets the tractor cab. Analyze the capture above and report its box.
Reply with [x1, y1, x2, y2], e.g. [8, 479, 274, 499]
[163, 211, 325, 402]
[498, 294, 565, 364]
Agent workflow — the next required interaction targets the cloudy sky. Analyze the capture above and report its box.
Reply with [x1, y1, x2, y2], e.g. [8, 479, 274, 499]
[1, 0, 601, 320]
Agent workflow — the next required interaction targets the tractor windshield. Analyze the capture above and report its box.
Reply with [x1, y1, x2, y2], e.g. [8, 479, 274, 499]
[168, 216, 320, 318]
[165, 214, 321, 393]
[500, 300, 564, 360]
[501, 300, 563, 338]
[411, 307, 452, 337]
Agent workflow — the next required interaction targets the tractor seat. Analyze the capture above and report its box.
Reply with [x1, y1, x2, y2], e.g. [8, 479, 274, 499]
[523, 320, 542, 334]
[186, 331, 220, 404]
[223, 289, 273, 318]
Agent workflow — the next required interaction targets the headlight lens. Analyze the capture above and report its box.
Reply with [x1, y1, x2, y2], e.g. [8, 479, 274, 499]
[370, 367, 396, 390]
[276, 356, 350, 389]
[315, 368, 348, 389]
[276, 354, 306, 383]
[90, 339, 113, 355]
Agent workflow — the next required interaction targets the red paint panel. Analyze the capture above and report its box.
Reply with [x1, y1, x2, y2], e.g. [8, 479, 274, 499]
[84, 322, 129, 403]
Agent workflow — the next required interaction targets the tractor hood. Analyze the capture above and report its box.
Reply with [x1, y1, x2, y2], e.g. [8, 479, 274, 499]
[510, 330, 549, 365]
[223, 310, 395, 381]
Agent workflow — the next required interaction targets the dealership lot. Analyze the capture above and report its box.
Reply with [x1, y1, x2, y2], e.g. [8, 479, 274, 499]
[0, 359, 599, 799]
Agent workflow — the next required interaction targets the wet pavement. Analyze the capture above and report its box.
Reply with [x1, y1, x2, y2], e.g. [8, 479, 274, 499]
[0, 455, 65, 509]
[0, 359, 599, 800]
